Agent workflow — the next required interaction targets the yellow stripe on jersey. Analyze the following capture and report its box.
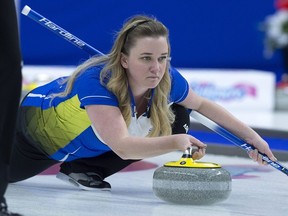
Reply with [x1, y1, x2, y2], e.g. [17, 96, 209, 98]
[26, 95, 91, 154]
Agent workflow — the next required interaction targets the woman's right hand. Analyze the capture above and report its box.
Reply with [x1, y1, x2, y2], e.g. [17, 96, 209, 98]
[174, 134, 207, 160]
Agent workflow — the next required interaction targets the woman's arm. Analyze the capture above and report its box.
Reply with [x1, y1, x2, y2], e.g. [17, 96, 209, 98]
[179, 88, 277, 164]
[85, 105, 207, 160]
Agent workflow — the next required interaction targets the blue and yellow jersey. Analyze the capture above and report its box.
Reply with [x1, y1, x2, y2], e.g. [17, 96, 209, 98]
[20, 66, 189, 162]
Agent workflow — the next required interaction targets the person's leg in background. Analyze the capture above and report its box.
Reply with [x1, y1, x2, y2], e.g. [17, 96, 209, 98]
[57, 103, 191, 190]
[0, 0, 23, 215]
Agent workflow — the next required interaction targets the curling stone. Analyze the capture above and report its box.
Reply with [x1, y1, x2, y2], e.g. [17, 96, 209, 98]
[153, 148, 231, 205]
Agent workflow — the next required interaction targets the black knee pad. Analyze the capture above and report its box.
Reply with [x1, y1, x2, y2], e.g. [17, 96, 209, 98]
[171, 104, 190, 134]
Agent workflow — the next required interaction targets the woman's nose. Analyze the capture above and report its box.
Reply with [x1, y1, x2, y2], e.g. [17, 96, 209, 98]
[149, 60, 161, 73]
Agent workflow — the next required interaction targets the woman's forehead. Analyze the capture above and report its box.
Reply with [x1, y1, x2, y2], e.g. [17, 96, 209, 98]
[131, 36, 169, 53]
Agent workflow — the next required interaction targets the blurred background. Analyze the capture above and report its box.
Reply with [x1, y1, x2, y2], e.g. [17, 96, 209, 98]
[17, 0, 282, 77]
[16, 0, 288, 159]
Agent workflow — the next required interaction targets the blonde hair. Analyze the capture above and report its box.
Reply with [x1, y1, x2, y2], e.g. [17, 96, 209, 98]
[53, 15, 175, 136]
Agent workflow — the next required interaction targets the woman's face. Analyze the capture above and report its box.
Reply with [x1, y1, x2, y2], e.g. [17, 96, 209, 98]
[121, 36, 169, 93]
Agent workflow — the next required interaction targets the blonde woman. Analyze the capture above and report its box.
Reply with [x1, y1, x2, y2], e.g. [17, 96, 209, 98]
[9, 15, 276, 191]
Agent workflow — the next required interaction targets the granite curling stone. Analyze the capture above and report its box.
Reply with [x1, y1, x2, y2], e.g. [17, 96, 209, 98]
[153, 148, 232, 205]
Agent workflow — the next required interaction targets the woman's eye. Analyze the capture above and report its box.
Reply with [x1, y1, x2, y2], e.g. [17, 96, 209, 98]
[142, 56, 152, 61]
[158, 56, 166, 63]
[158, 56, 170, 63]
[140, 56, 171, 63]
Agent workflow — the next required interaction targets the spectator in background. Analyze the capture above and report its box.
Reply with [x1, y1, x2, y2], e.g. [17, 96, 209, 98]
[264, 0, 288, 86]
[275, 0, 288, 87]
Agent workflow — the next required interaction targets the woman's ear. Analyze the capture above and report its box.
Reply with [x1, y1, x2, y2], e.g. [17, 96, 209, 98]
[120, 52, 128, 69]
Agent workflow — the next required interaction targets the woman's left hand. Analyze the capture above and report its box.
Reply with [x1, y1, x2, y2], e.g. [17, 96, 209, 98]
[247, 137, 277, 165]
